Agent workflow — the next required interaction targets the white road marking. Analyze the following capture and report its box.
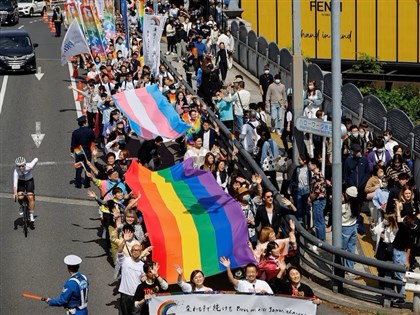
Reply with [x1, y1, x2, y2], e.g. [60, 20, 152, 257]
[67, 62, 83, 117]
[0, 161, 74, 167]
[0, 75, 8, 115]
[0, 192, 96, 207]
[18, 25, 24, 29]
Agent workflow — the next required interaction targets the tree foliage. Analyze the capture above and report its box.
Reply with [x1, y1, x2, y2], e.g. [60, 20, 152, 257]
[359, 86, 420, 124]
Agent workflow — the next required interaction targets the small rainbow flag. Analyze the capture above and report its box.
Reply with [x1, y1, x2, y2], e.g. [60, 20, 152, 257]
[124, 159, 256, 283]
[231, 133, 236, 142]
[73, 161, 84, 169]
[74, 145, 85, 156]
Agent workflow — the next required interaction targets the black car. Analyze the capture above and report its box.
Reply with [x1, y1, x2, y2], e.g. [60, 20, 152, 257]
[0, 0, 19, 25]
[0, 30, 38, 73]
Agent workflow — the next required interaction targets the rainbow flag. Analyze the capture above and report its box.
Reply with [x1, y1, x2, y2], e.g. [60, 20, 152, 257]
[124, 159, 256, 283]
[112, 85, 191, 140]
[74, 145, 85, 156]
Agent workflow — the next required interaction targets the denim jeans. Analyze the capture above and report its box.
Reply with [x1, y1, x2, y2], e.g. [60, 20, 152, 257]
[270, 104, 285, 133]
[393, 248, 407, 296]
[342, 224, 357, 268]
[294, 192, 310, 228]
[312, 198, 326, 241]
[235, 115, 243, 131]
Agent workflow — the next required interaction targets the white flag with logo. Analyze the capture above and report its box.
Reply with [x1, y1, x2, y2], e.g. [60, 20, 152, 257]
[61, 19, 91, 65]
[143, 13, 167, 76]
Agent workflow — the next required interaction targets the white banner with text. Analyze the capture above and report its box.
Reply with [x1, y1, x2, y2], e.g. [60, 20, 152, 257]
[150, 293, 317, 315]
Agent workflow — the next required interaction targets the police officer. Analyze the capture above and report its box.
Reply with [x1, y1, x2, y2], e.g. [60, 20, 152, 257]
[45, 255, 89, 314]
[71, 115, 95, 189]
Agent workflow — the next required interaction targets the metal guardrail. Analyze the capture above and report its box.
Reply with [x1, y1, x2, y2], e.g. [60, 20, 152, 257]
[230, 20, 420, 157]
[160, 53, 408, 308]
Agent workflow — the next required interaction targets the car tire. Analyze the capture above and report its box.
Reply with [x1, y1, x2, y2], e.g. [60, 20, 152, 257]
[29, 8, 33, 17]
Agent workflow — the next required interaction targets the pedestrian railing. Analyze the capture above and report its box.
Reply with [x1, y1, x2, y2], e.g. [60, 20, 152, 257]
[230, 20, 420, 157]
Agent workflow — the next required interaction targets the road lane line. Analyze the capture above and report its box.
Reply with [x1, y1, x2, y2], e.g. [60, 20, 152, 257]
[0, 192, 96, 207]
[67, 62, 83, 117]
[0, 75, 8, 115]
[0, 161, 74, 167]
[18, 25, 24, 29]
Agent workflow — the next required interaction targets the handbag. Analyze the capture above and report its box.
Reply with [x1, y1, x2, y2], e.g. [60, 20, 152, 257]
[261, 143, 277, 172]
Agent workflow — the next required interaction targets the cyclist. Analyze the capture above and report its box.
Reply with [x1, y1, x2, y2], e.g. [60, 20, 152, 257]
[13, 157, 38, 223]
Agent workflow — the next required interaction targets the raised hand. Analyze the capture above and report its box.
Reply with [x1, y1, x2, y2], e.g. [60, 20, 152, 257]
[175, 265, 183, 275]
[219, 256, 230, 268]
[87, 190, 97, 198]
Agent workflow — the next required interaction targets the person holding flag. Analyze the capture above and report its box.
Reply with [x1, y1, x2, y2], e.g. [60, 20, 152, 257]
[71, 115, 95, 189]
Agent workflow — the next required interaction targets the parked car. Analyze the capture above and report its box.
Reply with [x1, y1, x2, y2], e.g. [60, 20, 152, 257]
[18, 0, 46, 16]
[0, 30, 38, 73]
[0, 0, 19, 25]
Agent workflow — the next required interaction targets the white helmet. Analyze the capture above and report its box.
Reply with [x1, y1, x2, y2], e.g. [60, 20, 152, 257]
[15, 157, 26, 166]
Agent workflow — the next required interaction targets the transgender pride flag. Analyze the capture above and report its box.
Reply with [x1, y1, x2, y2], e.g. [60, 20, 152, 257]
[112, 85, 191, 140]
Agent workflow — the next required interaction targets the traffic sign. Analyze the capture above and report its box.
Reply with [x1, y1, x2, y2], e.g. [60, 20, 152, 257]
[295, 116, 346, 137]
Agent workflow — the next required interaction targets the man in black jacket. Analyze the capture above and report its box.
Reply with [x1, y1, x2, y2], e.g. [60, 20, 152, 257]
[137, 136, 163, 170]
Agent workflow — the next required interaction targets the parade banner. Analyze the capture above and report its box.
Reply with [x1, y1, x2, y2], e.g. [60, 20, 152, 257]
[61, 19, 91, 65]
[64, 2, 81, 27]
[80, 5, 106, 55]
[103, 0, 116, 43]
[150, 294, 317, 315]
[124, 159, 255, 283]
[143, 13, 167, 76]
[94, 0, 105, 20]
[121, 0, 130, 50]
[136, 0, 144, 30]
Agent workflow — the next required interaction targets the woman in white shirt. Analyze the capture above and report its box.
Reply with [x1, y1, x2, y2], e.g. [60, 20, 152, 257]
[303, 80, 323, 118]
[175, 265, 213, 293]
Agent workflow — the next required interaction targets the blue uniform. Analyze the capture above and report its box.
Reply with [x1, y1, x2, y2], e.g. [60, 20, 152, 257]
[48, 272, 89, 314]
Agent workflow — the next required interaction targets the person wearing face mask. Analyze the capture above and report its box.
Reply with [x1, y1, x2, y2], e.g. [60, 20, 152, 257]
[343, 143, 370, 234]
[259, 65, 274, 105]
[365, 165, 387, 227]
[235, 186, 258, 245]
[383, 129, 398, 157]
[367, 137, 392, 171]
[344, 125, 364, 152]
[303, 80, 323, 119]
[385, 153, 412, 188]
[265, 74, 287, 135]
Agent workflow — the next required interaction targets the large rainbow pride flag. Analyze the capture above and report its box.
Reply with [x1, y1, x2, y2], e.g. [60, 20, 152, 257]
[124, 159, 256, 283]
[113, 85, 190, 140]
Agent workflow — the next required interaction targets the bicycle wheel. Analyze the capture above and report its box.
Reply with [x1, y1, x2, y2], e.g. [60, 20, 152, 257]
[23, 204, 29, 238]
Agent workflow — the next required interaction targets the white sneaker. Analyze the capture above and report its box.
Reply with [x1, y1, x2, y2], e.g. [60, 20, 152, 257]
[277, 130, 282, 136]
[171, 52, 176, 55]
[271, 128, 275, 133]
[29, 212, 35, 222]
[165, 51, 170, 55]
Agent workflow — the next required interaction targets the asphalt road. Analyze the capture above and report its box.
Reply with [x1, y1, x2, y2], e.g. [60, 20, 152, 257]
[0, 16, 346, 315]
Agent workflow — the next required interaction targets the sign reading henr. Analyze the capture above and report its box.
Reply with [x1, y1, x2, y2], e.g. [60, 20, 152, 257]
[309, 1, 342, 13]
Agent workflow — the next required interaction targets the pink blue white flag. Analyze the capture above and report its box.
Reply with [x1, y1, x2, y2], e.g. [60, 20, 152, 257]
[112, 84, 191, 140]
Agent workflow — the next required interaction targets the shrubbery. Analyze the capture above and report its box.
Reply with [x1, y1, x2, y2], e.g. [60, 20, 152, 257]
[359, 86, 420, 124]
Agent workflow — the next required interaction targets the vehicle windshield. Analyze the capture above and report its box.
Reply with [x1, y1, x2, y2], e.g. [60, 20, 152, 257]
[18, 0, 32, 3]
[0, 0, 13, 9]
[0, 36, 31, 50]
